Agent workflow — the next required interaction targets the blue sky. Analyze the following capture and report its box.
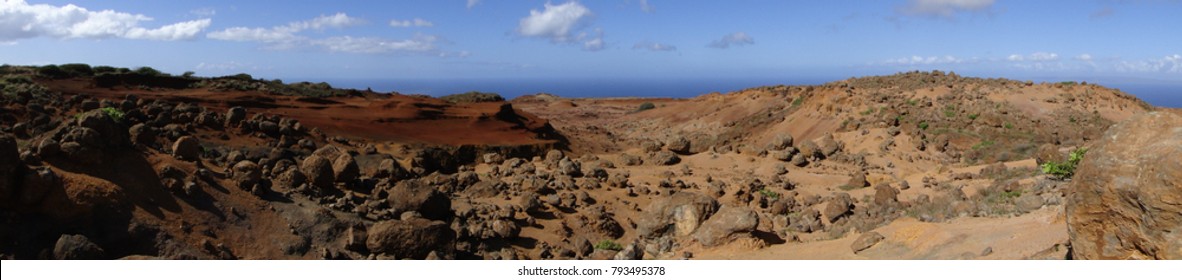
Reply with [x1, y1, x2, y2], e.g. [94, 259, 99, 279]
[2, 0, 1180, 86]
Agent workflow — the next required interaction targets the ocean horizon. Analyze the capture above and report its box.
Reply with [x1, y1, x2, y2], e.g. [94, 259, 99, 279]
[324, 78, 1181, 108]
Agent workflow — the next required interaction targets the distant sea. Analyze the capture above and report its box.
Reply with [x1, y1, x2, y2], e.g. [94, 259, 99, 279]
[324, 78, 1181, 108]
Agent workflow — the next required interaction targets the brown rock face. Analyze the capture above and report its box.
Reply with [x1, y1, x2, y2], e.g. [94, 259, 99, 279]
[365, 218, 454, 259]
[1067, 111, 1182, 260]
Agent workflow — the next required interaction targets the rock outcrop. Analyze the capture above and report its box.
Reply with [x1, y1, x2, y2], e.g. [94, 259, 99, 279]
[1067, 111, 1182, 260]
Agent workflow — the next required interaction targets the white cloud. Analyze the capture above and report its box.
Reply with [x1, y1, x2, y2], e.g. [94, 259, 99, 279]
[311, 35, 440, 54]
[390, 18, 434, 27]
[708, 32, 754, 49]
[1007, 52, 1059, 62]
[209, 13, 448, 55]
[0, 0, 212, 41]
[633, 41, 676, 51]
[1116, 54, 1182, 73]
[189, 7, 216, 17]
[884, 55, 965, 65]
[208, 13, 362, 44]
[899, 0, 995, 18]
[515, 2, 604, 51]
[467, 0, 481, 9]
[516, 2, 593, 43]
[1074, 54, 1093, 61]
[640, 0, 655, 13]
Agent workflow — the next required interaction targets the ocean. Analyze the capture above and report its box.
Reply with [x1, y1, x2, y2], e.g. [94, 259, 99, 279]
[325, 78, 1181, 108]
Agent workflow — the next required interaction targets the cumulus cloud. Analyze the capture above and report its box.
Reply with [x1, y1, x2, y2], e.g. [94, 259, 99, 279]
[1007, 52, 1059, 62]
[516, 1, 605, 51]
[467, 0, 481, 9]
[1116, 54, 1182, 73]
[898, 0, 995, 18]
[1074, 54, 1093, 61]
[517, 2, 593, 43]
[633, 41, 676, 52]
[0, 0, 211, 42]
[389, 18, 434, 27]
[708, 32, 754, 49]
[209, 13, 448, 55]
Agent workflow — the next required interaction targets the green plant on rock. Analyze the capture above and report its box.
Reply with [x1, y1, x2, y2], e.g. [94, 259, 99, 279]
[1041, 147, 1087, 180]
[594, 240, 623, 251]
[758, 188, 780, 200]
[100, 107, 125, 123]
[918, 121, 929, 130]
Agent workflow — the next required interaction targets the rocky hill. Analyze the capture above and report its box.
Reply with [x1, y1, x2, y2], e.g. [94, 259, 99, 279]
[1, 66, 1176, 260]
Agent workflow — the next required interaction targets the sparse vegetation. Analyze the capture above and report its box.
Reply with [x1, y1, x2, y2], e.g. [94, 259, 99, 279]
[860, 107, 876, 115]
[594, 239, 624, 251]
[791, 97, 804, 107]
[1041, 147, 1087, 180]
[100, 107, 125, 123]
[758, 188, 780, 200]
[1004, 122, 1014, 129]
[943, 105, 957, 118]
[906, 99, 919, 106]
[636, 102, 656, 112]
[440, 91, 505, 104]
[918, 121, 929, 130]
[972, 140, 995, 150]
[968, 113, 979, 120]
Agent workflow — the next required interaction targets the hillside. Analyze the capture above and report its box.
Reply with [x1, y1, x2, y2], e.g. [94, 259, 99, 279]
[1, 66, 1172, 260]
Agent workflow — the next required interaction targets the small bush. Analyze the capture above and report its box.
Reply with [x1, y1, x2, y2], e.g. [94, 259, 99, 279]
[100, 107, 125, 123]
[636, 102, 656, 112]
[36, 64, 68, 79]
[134, 66, 163, 76]
[758, 188, 780, 200]
[59, 63, 93, 77]
[918, 121, 929, 130]
[594, 240, 623, 251]
[791, 97, 804, 107]
[1004, 122, 1014, 129]
[968, 113, 979, 120]
[1041, 147, 1087, 180]
[440, 91, 505, 103]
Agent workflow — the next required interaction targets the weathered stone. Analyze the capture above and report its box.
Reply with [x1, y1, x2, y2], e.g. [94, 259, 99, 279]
[332, 153, 360, 183]
[636, 192, 719, 239]
[1067, 111, 1182, 260]
[824, 193, 855, 223]
[366, 218, 454, 259]
[172, 136, 200, 161]
[231, 160, 261, 191]
[387, 180, 452, 221]
[666, 136, 691, 154]
[850, 232, 885, 254]
[54, 234, 105, 260]
[648, 151, 680, 166]
[226, 107, 246, 126]
[694, 205, 758, 247]
[301, 155, 335, 190]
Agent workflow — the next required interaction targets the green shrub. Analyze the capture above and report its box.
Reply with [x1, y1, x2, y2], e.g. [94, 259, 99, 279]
[59, 63, 93, 77]
[92, 66, 118, 75]
[972, 140, 995, 150]
[791, 97, 804, 107]
[968, 113, 979, 120]
[440, 91, 505, 103]
[594, 240, 623, 251]
[636, 102, 656, 112]
[918, 121, 929, 130]
[36, 64, 68, 78]
[1041, 148, 1087, 180]
[1004, 122, 1014, 129]
[758, 188, 780, 200]
[100, 107, 125, 123]
[134, 66, 163, 76]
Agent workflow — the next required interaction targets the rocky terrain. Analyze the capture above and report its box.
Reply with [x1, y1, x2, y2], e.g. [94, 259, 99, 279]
[1, 65, 1177, 260]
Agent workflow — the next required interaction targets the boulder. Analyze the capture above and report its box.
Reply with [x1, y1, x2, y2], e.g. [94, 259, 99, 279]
[636, 192, 719, 239]
[1067, 111, 1182, 260]
[872, 184, 899, 206]
[54, 234, 106, 260]
[366, 218, 454, 259]
[300, 155, 335, 190]
[769, 134, 794, 151]
[226, 107, 246, 126]
[694, 205, 759, 247]
[172, 136, 200, 161]
[845, 171, 869, 189]
[231, 161, 261, 191]
[128, 124, 155, 146]
[0, 135, 23, 203]
[386, 180, 452, 221]
[332, 153, 360, 183]
[850, 232, 885, 254]
[648, 151, 680, 166]
[666, 136, 691, 154]
[824, 193, 855, 223]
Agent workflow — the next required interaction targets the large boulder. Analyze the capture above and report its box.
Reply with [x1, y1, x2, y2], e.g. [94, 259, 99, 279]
[386, 180, 452, 221]
[648, 151, 681, 166]
[666, 136, 691, 154]
[636, 192, 719, 239]
[365, 218, 454, 259]
[300, 155, 335, 190]
[0, 135, 23, 203]
[172, 136, 201, 161]
[694, 205, 759, 247]
[332, 153, 360, 183]
[1067, 111, 1182, 260]
[54, 234, 106, 260]
[231, 160, 261, 191]
[824, 193, 855, 223]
